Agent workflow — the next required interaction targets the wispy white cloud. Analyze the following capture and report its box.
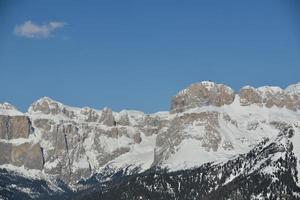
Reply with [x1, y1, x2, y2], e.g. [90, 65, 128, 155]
[14, 21, 66, 38]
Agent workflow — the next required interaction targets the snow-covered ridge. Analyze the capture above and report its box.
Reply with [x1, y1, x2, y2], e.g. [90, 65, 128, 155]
[285, 82, 300, 95]
[0, 102, 23, 116]
[1, 81, 300, 118]
[27, 96, 149, 124]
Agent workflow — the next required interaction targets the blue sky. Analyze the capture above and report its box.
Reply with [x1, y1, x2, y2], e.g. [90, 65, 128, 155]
[1, 0, 300, 113]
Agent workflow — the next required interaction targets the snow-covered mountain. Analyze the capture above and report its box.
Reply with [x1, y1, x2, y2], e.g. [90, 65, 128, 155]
[1, 81, 300, 199]
[74, 125, 300, 200]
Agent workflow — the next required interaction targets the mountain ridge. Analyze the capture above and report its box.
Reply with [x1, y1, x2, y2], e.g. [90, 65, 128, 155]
[2, 81, 300, 114]
[1, 81, 300, 199]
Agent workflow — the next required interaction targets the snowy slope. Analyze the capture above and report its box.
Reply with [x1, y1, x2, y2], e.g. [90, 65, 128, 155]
[157, 95, 300, 170]
[72, 125, 300, 200]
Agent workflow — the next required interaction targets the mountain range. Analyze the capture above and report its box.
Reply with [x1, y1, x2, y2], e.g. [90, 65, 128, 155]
[1, 81, 300, 199]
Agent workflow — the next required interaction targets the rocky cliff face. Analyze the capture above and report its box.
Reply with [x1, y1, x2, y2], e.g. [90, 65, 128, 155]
[239, 85, 300, 110]
[170, 81, 300, 113]
[25, 98, 146, 183]
[0, 113, 43, 171]
[170, 81, 235, 113]
[1, 81, 300, 191]
[0, 116, 32, 139]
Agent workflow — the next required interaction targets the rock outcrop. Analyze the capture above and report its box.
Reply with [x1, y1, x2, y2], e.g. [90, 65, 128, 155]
[80, 107, 100, 122]
[0, 142, 12, 164]
[100, 107, 115, 126]
[0, 140, 43, 170]
[29, 97, 75, 118]
[0, 116, 32, 139]
[0, 113, 43, 170]
[170, 81, 300, 112]
[239, 84, 300, 111]
[170, 81, 235, 113]
[12, 143, 44, 170]
[239, 86, 263, 106]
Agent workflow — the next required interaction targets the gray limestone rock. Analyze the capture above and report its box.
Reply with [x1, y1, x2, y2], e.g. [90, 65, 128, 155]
[80, 107, 100, 122]
[24, 143, 44, 170]
[0, 142, 43, 170]
[10, 116, 32, 139]
[33, 118, 54, 131]
[11, 143, 31, 167]
[0, 116, 10, 139]
[100, 108, 115, 126]
[0, 142, 12, 164]
[140, 115, 169, 136]
[0, 115, 31, 139]
[117, 114, 130, 126]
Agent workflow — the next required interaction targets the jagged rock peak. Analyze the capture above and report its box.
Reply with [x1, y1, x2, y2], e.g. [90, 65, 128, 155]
[80, 106, 101, 122]
[28, 97, 62, 114]
[28, 96, 75, 118]
[33, 96, 64, 105]
[170, 81, 235, 113]
[100, 107, 115, 126]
